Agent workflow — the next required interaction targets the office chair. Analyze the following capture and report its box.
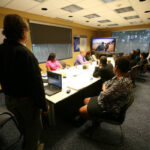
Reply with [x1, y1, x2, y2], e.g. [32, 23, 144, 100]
[89, 97, 134, 144]
[0, 107, 22, 150]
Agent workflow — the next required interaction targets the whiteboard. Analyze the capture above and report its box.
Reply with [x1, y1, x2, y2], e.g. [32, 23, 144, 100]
[0, 29, 5, 44]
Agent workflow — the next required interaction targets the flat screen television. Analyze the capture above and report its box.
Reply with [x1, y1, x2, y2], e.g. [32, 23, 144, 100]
[92, 38, 116, 52]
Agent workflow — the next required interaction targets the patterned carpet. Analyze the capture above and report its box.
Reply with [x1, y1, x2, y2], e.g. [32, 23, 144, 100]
[0, 72, 150, 150]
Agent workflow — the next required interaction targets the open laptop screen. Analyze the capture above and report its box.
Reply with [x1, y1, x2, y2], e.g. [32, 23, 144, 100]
[47, 71, 62, 88]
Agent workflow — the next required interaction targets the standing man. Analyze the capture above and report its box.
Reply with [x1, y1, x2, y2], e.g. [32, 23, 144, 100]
[0, 14, 48, 150]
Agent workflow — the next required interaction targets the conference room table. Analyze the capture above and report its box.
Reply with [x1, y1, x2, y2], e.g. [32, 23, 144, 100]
[42, 62, 101, 125]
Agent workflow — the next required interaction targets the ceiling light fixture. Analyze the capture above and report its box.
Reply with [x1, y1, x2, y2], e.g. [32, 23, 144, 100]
[61, 4, 83, 13]
[124, 15, 140, 20]
[102, 0, 115, 3]
[68, 16, 73, 17]
[139, 0, 146, 2]
[41, 8, 48, 11]
[98, 19, 111, 23]
[86, 21, 89, 22]
[115, 6, 134, 13]
[84, 14, 100, 19]
[144, 10, 150, 13]
[34, 0, 46, 3]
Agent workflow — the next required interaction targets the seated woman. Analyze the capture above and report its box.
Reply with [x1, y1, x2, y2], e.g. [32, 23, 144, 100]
[46, 53, 62, 71]
[79, 56, 133, 121]
[85, 51, 94, 61]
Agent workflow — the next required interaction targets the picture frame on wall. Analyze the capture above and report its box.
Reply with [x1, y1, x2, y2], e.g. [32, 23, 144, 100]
[74, 36, 80, 52]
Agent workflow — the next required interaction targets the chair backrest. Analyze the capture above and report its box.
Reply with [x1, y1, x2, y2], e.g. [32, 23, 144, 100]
[59, 60, 66, 69]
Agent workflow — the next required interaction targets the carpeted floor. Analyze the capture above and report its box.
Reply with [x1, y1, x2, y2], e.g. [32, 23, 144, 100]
[0, 72, 150, 150]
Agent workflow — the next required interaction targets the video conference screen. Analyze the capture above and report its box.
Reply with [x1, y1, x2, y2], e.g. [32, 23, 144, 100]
[92, 38, 116, 52]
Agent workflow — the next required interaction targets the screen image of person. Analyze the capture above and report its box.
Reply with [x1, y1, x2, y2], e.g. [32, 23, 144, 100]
[46, 53, 62, 71]
[93, 38, 115, 52]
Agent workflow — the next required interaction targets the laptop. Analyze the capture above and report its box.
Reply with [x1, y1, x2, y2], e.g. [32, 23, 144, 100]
[44, 71, 62, 96]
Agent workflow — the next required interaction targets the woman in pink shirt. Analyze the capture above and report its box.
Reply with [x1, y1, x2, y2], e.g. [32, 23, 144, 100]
[46, 53, 62, 71]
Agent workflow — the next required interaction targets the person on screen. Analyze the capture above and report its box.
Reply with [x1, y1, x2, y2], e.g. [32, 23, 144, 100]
[0, 14, 48, 150]
[79, 56, 133, 126]
[46, 53, 62, 71]
[93, 56, 114, 82]
[74, 50, 92, 65]
[96, 42, 105, 51]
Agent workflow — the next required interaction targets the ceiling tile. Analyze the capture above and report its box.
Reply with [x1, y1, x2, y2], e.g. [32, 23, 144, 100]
[5, 0, 40, 11]
[0, 0, 11, 7]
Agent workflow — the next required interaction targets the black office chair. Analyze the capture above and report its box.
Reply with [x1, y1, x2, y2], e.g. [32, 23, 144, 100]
[90, 97, 134, 144]
[0, 107, 22, 150]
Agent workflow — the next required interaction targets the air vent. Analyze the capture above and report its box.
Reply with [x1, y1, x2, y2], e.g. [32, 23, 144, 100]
[56, 17, 73, 23]
[34, 0, 47, 3]
[130, 21, 143, 24]
[98, 19, 111, 23]
[102, 0, 115, 3]
[124, 15, 140, 20]
[84, 14, 100, 19]
[61, 4, 83, 13]
[115, 6, 134, 13]
[107, 24, 119, 26]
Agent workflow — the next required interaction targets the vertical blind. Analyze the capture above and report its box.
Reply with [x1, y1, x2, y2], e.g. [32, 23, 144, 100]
[112, 29, 150, 54]
[29, 22, 72, 63]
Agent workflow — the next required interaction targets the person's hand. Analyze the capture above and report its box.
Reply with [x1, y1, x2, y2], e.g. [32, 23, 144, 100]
[43, 105, 50, 116]
[102, 84, 106, 92]
[89, 60, 92, 64]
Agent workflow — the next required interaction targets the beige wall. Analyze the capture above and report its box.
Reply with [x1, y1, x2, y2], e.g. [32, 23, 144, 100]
[1, 7, 150, 73]
[0, 7, 97, 73]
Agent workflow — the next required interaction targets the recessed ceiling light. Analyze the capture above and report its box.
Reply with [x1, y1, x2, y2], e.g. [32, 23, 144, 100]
[98, 19, 111, 23]
[102, 0, 115, 3]
[84, 14, 100, 19]
[144, 10, 150, 13]
[41, 8, 48, 11]
[124, 15, 140, 20]
[86, 21, 89, 22]
[61, 4, 83, 13]
[115, 6, 134, 13]
[139, 0, 146, 2]
[68, 16, 73, 17]
[130, 20, 143, 24]
[97, 24, 101, 26]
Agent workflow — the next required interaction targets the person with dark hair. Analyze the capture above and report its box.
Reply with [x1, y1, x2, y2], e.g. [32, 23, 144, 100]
[96, 42, 105, 51]
[79, 56, 133, 123]
[135, 48, 141, 62]
[129, 50, 137, 69]
[46, 53, 62, 71]
[93, 56, 114, 82]
[138, 52, 148, 72]
[0, 14, 48, 150]
[85, 51, 93, 61]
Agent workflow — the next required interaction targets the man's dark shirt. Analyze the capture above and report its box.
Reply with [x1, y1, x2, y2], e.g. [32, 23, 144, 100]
[93, 63, 114, 82]
[0, 39, 47, 111]
[129, 59, 137, 69]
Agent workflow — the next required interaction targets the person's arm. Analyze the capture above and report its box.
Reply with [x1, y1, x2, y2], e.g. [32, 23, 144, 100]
[27, 53, 48, 112]
[93, 67, 101, 78]
[46, 66, 52, 72]
[59, 63, 63, 69]
[97, 80, 126, 107]
[77, 55, 88, 64]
